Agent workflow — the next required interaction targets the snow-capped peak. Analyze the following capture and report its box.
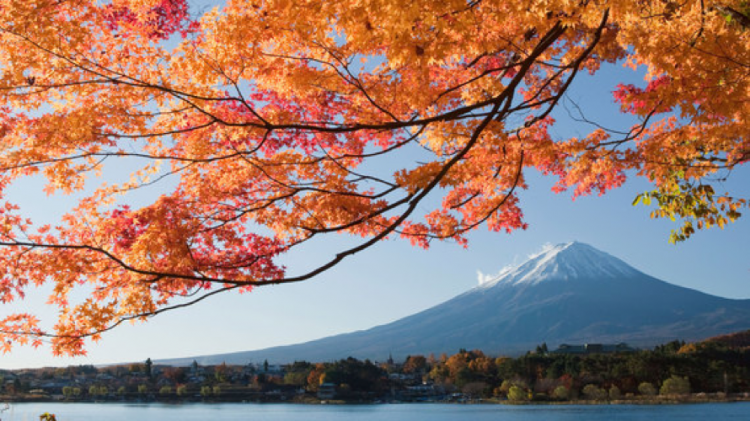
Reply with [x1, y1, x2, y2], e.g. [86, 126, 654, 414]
[479, 242, 642, 288]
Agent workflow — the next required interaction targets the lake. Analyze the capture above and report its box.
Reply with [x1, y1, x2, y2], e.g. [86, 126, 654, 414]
[3, 402, 750, 421]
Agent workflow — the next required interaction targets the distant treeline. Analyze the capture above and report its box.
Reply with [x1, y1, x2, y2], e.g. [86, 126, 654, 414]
[2, 334, 750, 403]
[419, 338, 749, 401]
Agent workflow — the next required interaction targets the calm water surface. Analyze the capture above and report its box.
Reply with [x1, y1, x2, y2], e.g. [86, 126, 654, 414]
[3, 402, 749, 421]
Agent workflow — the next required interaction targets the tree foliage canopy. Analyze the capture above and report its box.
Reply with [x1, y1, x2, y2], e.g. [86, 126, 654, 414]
[0, 0, 747, 355]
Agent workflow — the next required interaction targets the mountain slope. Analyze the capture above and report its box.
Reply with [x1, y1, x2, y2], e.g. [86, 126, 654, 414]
[158, 242, 750, 365]
[703, 329, 750, 349]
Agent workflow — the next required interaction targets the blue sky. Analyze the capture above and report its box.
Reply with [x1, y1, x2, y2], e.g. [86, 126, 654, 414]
[5, 164, 746, 370]
[0, 1, 748, 369]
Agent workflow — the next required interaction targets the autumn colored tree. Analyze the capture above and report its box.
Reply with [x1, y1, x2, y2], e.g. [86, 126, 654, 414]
[0, 0, 748, 355]
[306, 363, 327, 392]
[507, 385, 530, 402]
[200, 385, 212, 398]
[402, 355, 428, 374]
[552, 385, 570, 400]
[659, 375, 691, 396]
[638, 381, 657, 396]
[581, 383, 607, 400]
[162, 366, 187, 384]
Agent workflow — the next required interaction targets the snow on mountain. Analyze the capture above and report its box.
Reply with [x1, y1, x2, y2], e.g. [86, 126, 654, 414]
[480, 241, 642, 288]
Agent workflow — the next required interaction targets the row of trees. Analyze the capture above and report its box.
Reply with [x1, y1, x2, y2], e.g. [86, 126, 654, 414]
[4, 338, 748, 402]
[266, 339, 749, 401]
[416, 340, 747, 400]
[502, 374, 691, 402]
[61, 384, 208, 399]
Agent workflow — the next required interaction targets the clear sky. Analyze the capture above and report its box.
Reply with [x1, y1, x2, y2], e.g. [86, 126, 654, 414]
[0, 1, 748, 369]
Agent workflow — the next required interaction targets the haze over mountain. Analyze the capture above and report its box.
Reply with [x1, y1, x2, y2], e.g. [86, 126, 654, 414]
[158, 242, 750, 366]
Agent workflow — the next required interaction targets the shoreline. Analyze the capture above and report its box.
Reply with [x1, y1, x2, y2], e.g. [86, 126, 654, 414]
[3, 393, 749, 406]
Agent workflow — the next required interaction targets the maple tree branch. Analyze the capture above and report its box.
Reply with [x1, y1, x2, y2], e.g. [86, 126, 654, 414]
[515, 10, 610, 130]
[3, 0, 742, 352]
[269, 20, 568, 284]
[0, 18, 571, 298]
[0, 285, 240, 341]
[308, 41, 404, 123]
[563, 96, 631, 136]
[714, 5, 750, 29]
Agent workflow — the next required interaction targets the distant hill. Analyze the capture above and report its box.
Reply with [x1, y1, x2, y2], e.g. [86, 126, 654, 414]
[157, 242, 750, 366]
[703, 329, 750, 349]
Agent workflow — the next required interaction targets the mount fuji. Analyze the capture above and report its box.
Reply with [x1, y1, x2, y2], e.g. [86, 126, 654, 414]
[159, 242, 750, 365]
